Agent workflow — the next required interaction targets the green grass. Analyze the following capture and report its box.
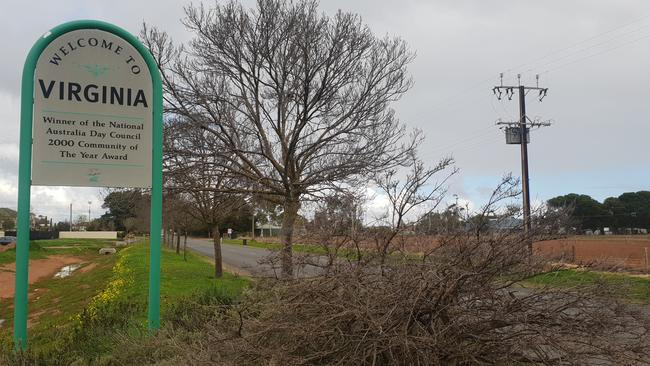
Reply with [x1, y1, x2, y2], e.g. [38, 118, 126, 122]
[118, 243, 249, 316]
[0, 254, 118, 354]
[0, 238, 114, 265]
[524, 269, 650, 303]
[223, 237, 280, 250]
[0, 238, 249, 364]
[223, 237, 348, 256]
[0, 239, 119, 356]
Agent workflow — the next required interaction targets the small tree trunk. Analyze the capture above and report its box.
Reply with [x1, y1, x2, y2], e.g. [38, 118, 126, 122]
[183, 230, 188, 261]
[252, 214, 255, 239]
[280, 197, 300, 278]
[213, 224, 223, 278]
[175, 229, 181, 254]
[169, 209, 175, 248]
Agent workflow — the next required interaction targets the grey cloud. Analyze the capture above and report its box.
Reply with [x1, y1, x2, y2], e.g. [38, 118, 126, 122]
[1, 0, 648, 217]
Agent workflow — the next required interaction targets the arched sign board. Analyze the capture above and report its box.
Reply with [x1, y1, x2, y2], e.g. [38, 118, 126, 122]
[14, 20, 162, 350]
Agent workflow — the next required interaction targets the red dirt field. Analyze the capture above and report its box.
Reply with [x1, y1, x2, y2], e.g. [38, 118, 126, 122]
[255, 234, 650, 270]
[534, 236, 650, 270]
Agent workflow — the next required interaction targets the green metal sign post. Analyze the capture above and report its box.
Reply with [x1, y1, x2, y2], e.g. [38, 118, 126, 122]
[14, 20, 162, 350]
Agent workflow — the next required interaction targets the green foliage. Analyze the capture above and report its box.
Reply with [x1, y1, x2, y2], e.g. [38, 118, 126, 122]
[548, 191, 650, 231]
[609, 191, 650, 229]
[0, 207, 17, 231]
[165, 284, 245, 331]
[1, 218, 15, 230]
[547, 193, 608, 230]
[0, 207, 17, 217]
[101, 189, 150, 231]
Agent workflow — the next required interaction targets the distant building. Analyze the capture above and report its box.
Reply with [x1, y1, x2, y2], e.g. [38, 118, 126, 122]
[31, 215, 51, 230]
[465, 216, 523, 232]
[256, 223, 281, 237]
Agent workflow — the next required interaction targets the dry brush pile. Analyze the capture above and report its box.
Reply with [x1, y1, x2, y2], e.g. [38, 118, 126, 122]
[113, 183, 650, 366]
[211, 236, 650, 365]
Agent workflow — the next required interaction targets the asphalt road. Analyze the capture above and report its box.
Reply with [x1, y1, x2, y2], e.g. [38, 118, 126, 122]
[186, 237, 325, 277]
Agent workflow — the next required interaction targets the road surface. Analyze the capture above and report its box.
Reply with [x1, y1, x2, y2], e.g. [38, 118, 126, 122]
[185, 237, 324, 277]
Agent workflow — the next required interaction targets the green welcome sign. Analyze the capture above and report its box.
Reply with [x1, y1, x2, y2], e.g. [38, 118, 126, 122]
[14, 20, 163, 349]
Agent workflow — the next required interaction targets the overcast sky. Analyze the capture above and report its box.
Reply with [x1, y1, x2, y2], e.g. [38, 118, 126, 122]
[1, 0, 649, 222]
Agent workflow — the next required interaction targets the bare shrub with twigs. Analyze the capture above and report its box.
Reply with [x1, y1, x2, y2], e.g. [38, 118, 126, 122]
[107, 163, 650, 366]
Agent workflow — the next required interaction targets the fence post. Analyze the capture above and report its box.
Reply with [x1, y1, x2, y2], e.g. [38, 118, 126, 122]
[571, 245, 576, 263]
[644, 247, 648, 271]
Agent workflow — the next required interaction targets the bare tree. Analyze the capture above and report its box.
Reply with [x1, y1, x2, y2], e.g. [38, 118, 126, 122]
[371, 155, 456, 264]
[162, 192, 184, 249]
[169, 197, 201, 259]
[164, 117, 246, 278]
[142, 0, 419, 276]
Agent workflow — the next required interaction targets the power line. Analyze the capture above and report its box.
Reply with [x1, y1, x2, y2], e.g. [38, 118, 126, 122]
[406, 77, 495, 124]
[450, 135, 504, 156]
[527, 26, 650, 73]
[541, 32, 650, 75]
[410, 13, 650, 126]
[507, 13, 650, 75]
[427, 126, 495, 154]
[406, 13, 650, 164]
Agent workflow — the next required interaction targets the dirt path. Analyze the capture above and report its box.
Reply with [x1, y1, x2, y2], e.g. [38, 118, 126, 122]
[0, 256, 83, 299]
[0, 243, 15, 253]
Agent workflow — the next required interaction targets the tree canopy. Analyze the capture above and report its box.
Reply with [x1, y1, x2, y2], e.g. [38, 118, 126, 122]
[547, 191, 650, 231]
[101, 190, 150, 232]
[144, 0, 419, 276]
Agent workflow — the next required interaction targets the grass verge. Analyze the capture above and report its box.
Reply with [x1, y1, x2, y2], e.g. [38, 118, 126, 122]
[0, 238, 115, 265]
[223, 237, 357, 257]
[524, 269, 650, 303]
[0, 239, 249, 365]
[0, 239, 118, 350]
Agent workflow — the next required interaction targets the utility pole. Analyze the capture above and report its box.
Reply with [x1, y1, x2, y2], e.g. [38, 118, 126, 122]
[492, 74, 551, 253]
[69, 203, 73, 232]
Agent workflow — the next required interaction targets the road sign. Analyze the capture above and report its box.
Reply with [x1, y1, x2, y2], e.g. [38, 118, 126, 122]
[14, 20, 163, 350]
[31, 29, 153, 187]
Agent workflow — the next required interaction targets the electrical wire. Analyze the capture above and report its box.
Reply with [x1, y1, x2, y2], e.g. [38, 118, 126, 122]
[526, 23, 650, 73]
[430, 132, 503, 157]
[506, 13, 650, 75]
[454, 135, 505, 155]
[406, 76, 495, 124]
[409, 12, 650, 155]
[410, 13, 650, 125]
[427, 127, 496, 155]
[541, 32, 650, 75]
